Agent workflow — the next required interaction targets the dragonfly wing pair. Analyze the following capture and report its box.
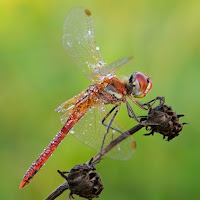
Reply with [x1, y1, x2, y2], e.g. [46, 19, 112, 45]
[61, 7, 136, 160]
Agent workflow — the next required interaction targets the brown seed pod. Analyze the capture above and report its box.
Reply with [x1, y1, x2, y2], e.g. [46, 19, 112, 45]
[143, 104, 187, 141]
[58, 164, 104, 200]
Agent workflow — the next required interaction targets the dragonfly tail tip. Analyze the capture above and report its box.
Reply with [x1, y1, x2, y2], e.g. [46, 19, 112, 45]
[19, 180, 26, 189]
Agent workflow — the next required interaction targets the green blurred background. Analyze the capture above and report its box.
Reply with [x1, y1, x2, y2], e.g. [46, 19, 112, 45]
[0, 0, 199, 199]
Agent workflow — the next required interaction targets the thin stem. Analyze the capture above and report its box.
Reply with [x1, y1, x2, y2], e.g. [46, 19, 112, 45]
[45, 181, 69, 200]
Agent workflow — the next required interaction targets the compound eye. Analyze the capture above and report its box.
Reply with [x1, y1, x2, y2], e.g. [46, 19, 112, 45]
[135, 73, 147, 94]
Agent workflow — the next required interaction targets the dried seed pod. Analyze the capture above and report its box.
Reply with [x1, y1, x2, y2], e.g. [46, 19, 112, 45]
[144, 104, 187, 141]
[59, 164, 104, 200]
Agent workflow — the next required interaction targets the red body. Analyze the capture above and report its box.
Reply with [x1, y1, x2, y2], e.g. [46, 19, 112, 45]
[19, 93, 93, 188]
[20, 108, 87, 188]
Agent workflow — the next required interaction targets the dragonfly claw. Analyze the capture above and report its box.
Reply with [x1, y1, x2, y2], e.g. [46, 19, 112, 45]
[144, 130, 154, 136]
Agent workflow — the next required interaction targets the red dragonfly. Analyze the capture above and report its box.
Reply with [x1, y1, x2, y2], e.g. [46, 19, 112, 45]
[20, 7, 152, 189]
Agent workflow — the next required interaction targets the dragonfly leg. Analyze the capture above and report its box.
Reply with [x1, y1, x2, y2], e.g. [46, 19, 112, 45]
[68, 193, 75, 200]
[126, 100, 158, 126]
[142, 96, 165, 109]
[126, 100, 144, 123]
[137, 115, 147, 118]
[144, 130, 155, 136]
[101, 105, 124, 135]
[128, 95, 165, 111]
[57, 170, 68, 180]
[96, 104, 121, 163]
[101, 123, 123, 135]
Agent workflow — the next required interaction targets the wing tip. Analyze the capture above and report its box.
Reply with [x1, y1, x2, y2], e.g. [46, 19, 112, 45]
[85, 9, 91, 16]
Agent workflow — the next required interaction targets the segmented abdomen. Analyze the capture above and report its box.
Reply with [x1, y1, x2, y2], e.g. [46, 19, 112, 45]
[19, 95, 95, 189]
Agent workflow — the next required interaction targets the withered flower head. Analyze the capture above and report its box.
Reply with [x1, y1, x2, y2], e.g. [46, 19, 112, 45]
[58, 164, 104, 200]
[143, 104, 187, 141]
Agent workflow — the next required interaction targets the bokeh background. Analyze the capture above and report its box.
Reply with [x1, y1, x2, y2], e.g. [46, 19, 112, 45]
[1, 0, 199, 199]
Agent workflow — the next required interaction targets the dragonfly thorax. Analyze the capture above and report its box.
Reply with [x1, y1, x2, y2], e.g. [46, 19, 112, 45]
[104, 84, 123, 100]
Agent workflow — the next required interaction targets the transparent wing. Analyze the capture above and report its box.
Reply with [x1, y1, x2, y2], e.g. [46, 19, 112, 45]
[62, 104, 135, 160]
[86, 56, 133, 82]
[62, 7, 106, 82]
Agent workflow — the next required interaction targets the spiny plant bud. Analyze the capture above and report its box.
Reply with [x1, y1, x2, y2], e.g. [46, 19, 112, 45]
[143, 104, 187, 141]
[58, 164, 104, 200]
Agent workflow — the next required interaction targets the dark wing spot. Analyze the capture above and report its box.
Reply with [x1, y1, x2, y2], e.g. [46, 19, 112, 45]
[85, 9, 91, 16]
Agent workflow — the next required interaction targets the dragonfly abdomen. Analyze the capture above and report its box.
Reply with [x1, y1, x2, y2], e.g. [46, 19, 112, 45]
[19, 96, 94, 189]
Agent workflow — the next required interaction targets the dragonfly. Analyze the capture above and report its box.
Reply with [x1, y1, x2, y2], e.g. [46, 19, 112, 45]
[20, 7, 152, 189]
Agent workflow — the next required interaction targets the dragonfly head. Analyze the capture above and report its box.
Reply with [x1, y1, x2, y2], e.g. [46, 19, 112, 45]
[128, 72, 152, 98]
